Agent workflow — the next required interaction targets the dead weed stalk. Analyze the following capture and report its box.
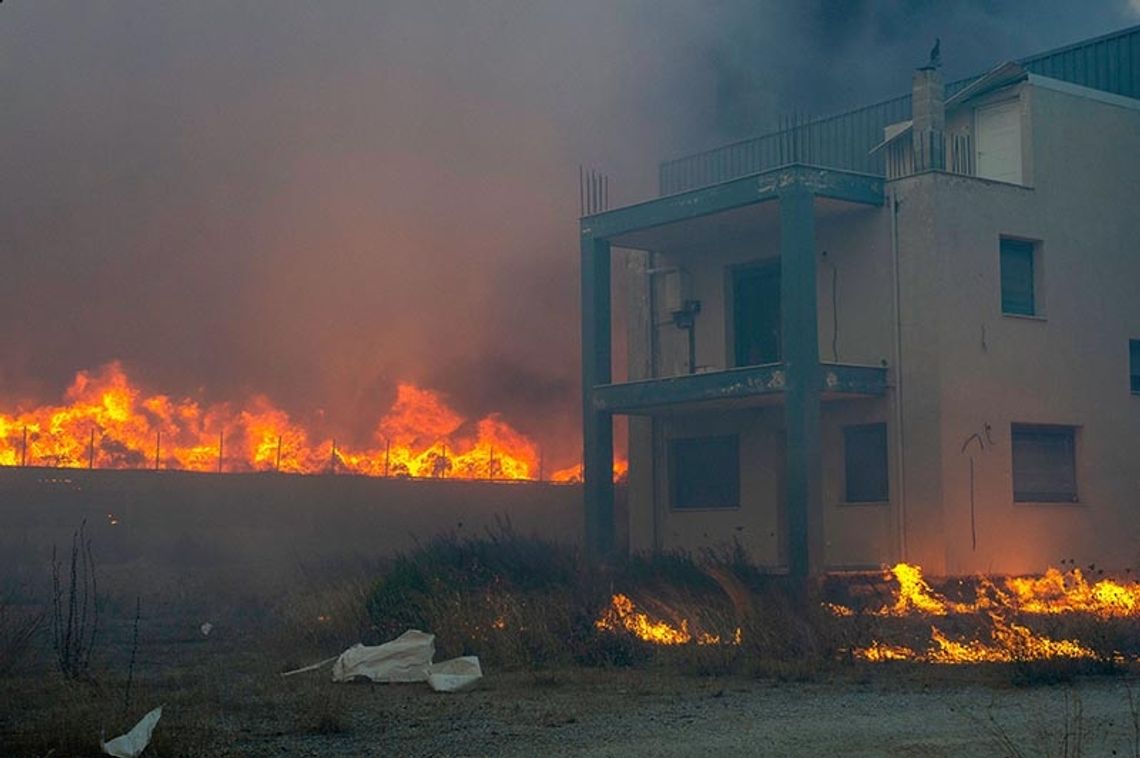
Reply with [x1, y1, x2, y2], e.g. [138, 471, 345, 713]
[51, 520, 99, 681]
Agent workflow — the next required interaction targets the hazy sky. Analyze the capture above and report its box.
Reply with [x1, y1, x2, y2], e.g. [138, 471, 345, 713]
[0, 1, 1135, 463]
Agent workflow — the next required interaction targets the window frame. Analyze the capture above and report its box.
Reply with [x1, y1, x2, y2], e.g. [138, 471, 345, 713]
[1130, 339, 1140, 395]
[668, 434, 741, 511]
[842, 422, 889, 504]
[1010, 423, 1079, 504]
[726, 260, 782, 369]
[999, 236, 1040, 317]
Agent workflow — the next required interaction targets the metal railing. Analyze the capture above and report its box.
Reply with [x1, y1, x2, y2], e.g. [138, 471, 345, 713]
[883, 130, 975, 180]
[657, 25, 1139, 196]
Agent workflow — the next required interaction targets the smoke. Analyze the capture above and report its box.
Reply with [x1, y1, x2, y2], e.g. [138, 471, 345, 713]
[0, 1, 1132, 466]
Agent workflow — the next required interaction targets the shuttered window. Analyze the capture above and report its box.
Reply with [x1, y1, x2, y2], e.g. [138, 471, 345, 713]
[844, 423, 889, 503]
[1131, 339, 1140, 394]
[1000, 238, 1036, 316]
[976, 100, 1023, 184]
[670, 435, 739, 509]
[1011, 425, 1077, 502]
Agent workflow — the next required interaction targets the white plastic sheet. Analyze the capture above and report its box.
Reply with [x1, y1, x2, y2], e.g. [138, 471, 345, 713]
[288, 630, 483, 691]
[101, 706, 162, 758]
[427, 656, 483, 692]
[331, 629, 435, 683]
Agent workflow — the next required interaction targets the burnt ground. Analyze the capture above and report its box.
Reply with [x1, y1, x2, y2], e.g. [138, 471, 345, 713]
[3, 591, 1139, 758]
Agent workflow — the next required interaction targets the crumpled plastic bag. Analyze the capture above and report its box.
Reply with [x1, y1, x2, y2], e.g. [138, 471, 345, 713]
[427, 656, 483, 692]
[332, 629, 435, 683]
[101, 706, 162, 758]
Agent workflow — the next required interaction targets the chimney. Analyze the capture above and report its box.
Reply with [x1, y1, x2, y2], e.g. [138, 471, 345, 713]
[912, 66, 945, 171]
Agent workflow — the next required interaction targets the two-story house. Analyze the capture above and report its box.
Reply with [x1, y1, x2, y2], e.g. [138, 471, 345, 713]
[579, 25, 1140, 576]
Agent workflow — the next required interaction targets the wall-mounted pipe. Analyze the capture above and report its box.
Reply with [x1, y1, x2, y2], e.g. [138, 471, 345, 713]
[889, 192, 909, 563]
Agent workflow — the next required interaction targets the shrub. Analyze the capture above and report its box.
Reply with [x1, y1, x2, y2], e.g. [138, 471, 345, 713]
[363, 527, 850, 674]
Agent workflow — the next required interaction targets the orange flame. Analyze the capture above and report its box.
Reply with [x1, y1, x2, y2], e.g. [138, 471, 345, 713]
[1001, 567, 1139, 618]
[839, 563, 1138, 664]
[594, 593, 740, 646]
[853, 562, 1140, 621]
[549, 459, 629, 484]
[0, 362, 584, 481]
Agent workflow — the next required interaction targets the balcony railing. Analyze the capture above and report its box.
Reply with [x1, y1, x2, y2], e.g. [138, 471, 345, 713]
[658, 96, 911, 195]
[883, 130, 976, 180]
[656, 24, 1139, 197]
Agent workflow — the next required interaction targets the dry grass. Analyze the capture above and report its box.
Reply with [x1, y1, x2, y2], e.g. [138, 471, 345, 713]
[357, 529, 852, 677]
[973, 684, 1140, 758]
[0, 590, 44, 677]
[3, 534, 1139, 756]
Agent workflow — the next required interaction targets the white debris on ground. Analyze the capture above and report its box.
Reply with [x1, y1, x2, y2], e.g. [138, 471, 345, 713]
[101, 706, 162, 758]
[426, 655, 483, 693]
[200, 622, 213, 637]
[332, 630, 435, 683]
[283, 629, 483, 692]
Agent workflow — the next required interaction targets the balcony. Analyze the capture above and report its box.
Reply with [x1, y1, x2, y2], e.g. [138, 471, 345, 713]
[591, 362, 887, 416]
[880, 129, 977, 180]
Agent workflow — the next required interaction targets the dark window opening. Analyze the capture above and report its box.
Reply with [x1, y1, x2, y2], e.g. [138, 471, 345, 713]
[1012, 424, 1077, 502]
[844, 423, 889, 502]
[1000, 238, 1036, 316]
[670, 435, 739, 509]
[732, 264, 781, 367]
[1130, 339, 1140, 394]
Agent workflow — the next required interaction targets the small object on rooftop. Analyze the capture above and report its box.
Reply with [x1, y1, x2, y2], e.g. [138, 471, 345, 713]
[928, 37, 941, 69]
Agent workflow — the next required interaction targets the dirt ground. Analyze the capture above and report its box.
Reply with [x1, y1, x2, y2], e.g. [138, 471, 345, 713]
[3, 603, 1139, 758]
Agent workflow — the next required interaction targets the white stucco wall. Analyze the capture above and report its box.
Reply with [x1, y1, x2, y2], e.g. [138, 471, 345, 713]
[622, 79, 1139, 574]
[895, 81, 1140, 574]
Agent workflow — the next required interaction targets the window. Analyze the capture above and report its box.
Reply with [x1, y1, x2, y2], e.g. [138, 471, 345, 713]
[1011, 425, 1077, 502]
[1000, 237, 1037, 316]
[670, 435, 739, 509]
[844, 423, 889, 502]
[1131, 339, 1140, 394]
[976, 100, 1023, 184]
[732, 264, 781, 367]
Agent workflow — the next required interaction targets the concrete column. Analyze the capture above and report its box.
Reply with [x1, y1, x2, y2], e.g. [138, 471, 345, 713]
[581, 233, 614, 558]
[779, 188, 822, 576]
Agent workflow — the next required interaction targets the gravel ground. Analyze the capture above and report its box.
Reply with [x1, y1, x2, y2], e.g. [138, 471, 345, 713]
[242, 668, 1138, 757]
[3, 589, 1138, 757]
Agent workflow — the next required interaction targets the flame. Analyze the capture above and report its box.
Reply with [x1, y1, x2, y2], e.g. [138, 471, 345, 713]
[928, 614, 1096, 663]
[872, 562, 975, 616]
[549, 458, 629, 484]
[855, 640, 917, 662]
[594, 593, 740, 646]
[1002, 567, 1138, 618]
[0, 362, 585, 481]
[839, 563, 1138, 664]
[854, 563, 1140, 620]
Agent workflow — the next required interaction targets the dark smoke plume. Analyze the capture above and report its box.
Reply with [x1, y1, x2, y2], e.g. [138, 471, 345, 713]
[0, 1, 1133, 466]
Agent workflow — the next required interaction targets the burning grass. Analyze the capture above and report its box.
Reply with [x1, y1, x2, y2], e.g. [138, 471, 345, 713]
[360, 533, 1139, 681]
[362, 532, 843, 676]
[826, 563, 1140, 669]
